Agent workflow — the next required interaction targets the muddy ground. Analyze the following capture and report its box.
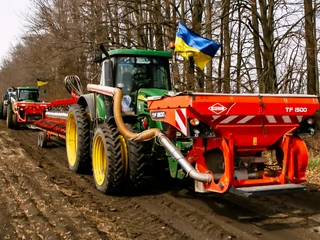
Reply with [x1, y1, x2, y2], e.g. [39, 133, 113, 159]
[0, 120, 320, 240]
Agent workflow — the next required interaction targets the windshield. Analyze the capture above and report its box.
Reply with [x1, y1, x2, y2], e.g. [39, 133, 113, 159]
[114, 56, 170, 95]
[18, 90, 39, 101]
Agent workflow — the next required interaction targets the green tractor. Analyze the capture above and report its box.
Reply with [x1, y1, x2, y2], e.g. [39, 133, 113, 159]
[66, 48, 174, 194]
[0, 87, 15, 120]
[6, 86, 44, 129]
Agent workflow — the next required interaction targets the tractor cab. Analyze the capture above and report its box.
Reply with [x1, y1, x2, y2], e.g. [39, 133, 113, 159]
[114, 56, 170, 93]
[3, 87, 15, 101]
[17, 87, 40, 102]
[99, 49, 172, 113]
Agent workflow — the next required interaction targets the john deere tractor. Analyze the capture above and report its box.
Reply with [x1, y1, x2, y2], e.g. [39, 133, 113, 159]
[66, 48, 173, 194]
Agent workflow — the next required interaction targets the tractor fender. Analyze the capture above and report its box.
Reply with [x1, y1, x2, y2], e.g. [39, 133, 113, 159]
[77, 94, 96, 119]
[77, 94, 108, 121]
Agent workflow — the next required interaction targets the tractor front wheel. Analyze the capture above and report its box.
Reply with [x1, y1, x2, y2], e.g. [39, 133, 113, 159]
[66, 104, 91, 173]
[6, 105, 14, 129]
[0, 101, 3, 119]
[3, 104, 7, 120]
[13, 112, 19, 129]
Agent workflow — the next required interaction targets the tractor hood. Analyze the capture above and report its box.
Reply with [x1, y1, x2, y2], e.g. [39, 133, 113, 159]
[137, 88, 170, 98]
[136, 88, 171, 116]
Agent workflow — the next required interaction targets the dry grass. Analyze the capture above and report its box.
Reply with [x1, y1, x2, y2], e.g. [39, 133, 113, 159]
[262, 135, 320, 190]
[305, 135, 320, 190]
[306, 167, 320, 191]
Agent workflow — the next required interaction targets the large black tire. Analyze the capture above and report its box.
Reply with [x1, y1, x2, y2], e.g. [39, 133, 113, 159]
[3, 104, 7, 120]
[6, 105, 14, 129]
[0, 101, 3, 119]
[38, 131, 48, 148]
[13, 112, 19, 129]
[92, 125, 125, 194]
[123, 124, 145, 192]
[65, 104, 91, 173]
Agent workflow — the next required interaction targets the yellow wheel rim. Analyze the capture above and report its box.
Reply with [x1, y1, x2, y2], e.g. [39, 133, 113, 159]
[119, 135, 129, 177]
[93, 135, 107, 186]
[66, 112, 77, 167]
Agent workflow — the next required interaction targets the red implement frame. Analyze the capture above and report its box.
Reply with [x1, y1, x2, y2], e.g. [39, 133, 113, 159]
[33, 95, 79, 140]
[15, 102, 50, 124]
[148, 93, 319, 193]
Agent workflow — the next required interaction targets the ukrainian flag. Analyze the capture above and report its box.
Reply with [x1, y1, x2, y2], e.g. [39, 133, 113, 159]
[174, 22, 220, 70]
[36, 77, 49, 87]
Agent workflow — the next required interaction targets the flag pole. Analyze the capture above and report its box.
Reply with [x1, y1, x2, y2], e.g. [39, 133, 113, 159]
[187, 52, 195, 91]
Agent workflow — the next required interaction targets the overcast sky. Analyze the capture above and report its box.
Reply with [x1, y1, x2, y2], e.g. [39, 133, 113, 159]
[0, 0, 31, 63]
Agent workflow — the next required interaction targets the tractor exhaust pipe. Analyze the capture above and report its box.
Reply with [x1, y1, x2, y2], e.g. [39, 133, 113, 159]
[87, 84, 212, 184]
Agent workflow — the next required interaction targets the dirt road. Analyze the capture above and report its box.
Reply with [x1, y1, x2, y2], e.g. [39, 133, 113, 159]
[0, 120, 320, 240]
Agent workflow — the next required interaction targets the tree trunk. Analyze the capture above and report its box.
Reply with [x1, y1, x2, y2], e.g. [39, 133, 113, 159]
[304, 0, 318, 95]
[222, 0, 231, 93]
[250, 0, 263, 93]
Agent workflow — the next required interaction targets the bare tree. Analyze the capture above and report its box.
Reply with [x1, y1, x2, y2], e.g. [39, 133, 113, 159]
[222, 0, 231, 93]
[0, 0, 319, 98]
[304, 0, 318, 95]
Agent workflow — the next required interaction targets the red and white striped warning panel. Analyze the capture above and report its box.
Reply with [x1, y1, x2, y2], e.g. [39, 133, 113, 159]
[175, 109, 187, 135]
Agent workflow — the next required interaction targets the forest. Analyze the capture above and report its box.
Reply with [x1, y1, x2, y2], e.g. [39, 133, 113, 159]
[0, 0, 318, 100]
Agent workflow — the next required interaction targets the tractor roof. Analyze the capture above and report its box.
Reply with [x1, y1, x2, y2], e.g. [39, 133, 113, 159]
[16, 86, 39, 91]
[108, 49, 172, 58]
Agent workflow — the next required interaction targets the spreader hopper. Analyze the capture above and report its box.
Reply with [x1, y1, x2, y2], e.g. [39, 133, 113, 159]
[148, 93, 319, 196]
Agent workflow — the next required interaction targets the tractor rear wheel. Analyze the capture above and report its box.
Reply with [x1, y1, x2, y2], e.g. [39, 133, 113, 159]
[66, 104, 91, 173]
[92, 125, 124, 194]
[38, 131, 48, 148]
[122, 124, 145, 192]
[6, 105, 14, 129]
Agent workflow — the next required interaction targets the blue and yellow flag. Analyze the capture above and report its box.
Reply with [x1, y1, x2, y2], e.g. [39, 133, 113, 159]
[36, 77, 48, 87]
[174, 22, 220, 70]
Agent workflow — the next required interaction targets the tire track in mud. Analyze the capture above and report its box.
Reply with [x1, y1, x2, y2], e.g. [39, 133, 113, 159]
[5, 128, 192, 240]
[10, 127, 235, 240]
[163, 185, 320, 239]
[1, 130, 261, 240]
[0, 129, 113, 239]
[219, 192, 320, 239]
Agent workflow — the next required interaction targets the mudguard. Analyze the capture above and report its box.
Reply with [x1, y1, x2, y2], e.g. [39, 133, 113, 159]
[77, 93, 108, 121]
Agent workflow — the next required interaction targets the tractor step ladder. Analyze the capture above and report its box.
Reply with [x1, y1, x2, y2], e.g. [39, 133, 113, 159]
[229, 184, 307, 198]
